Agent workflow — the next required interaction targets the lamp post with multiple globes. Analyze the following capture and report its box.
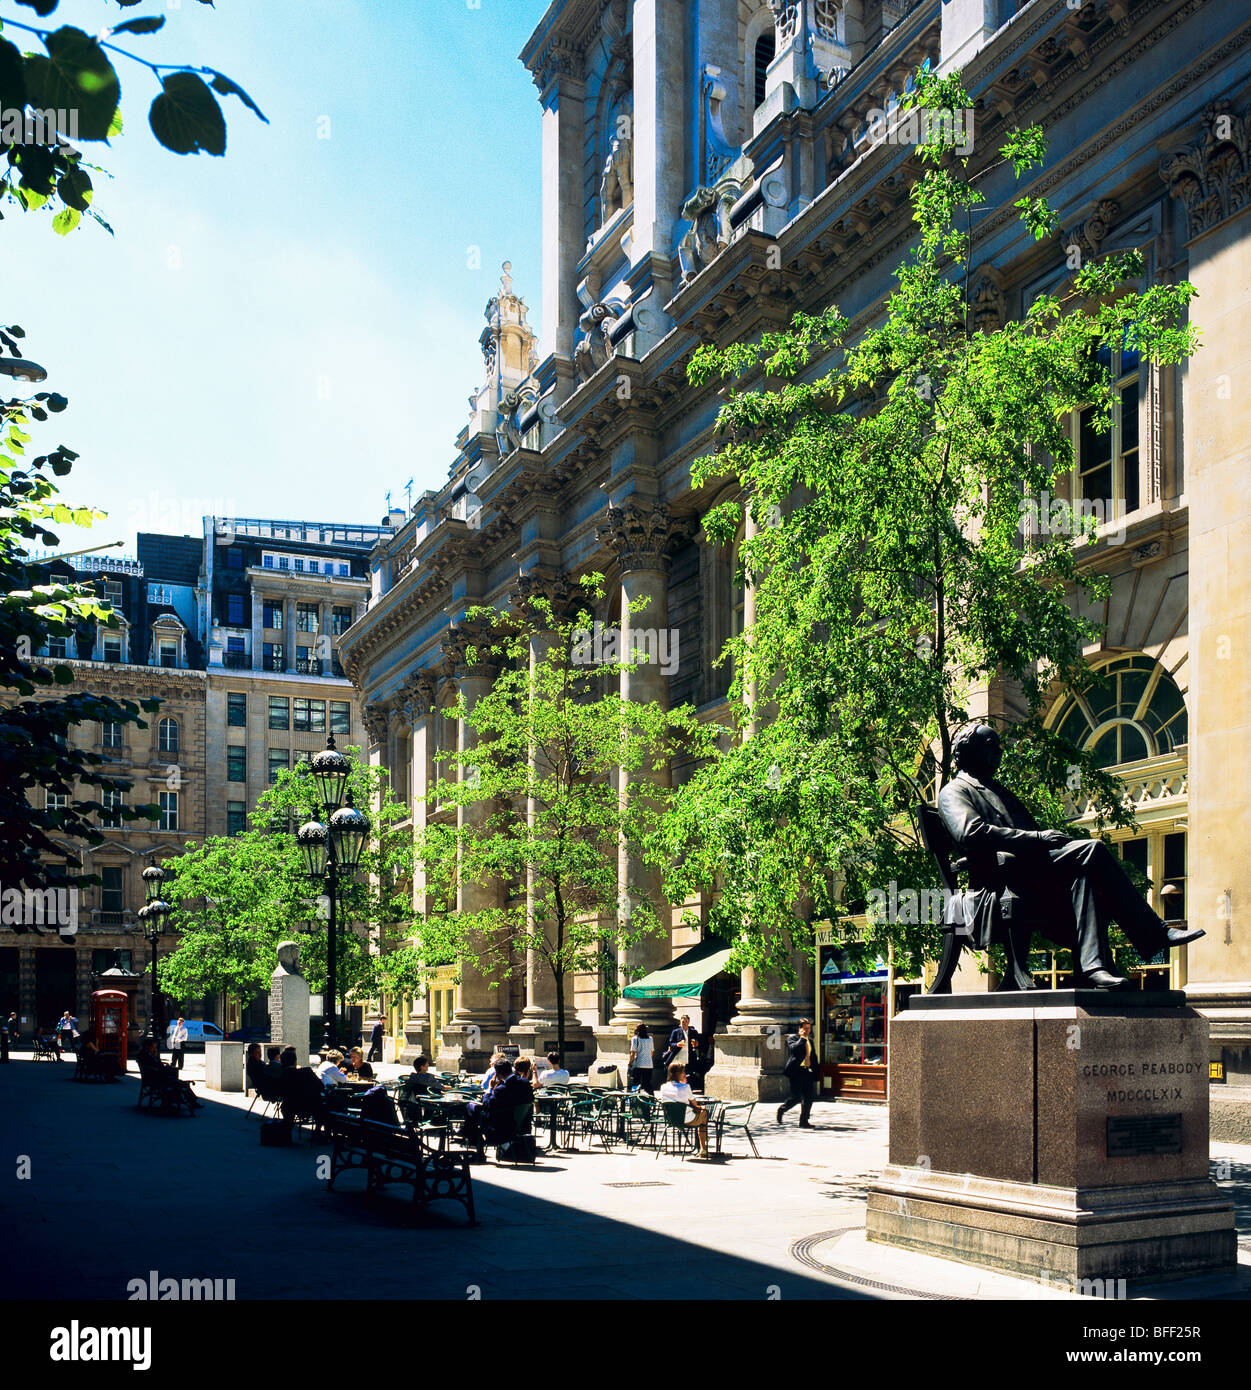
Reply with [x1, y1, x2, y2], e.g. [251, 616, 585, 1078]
[295, 735, 370, 1055]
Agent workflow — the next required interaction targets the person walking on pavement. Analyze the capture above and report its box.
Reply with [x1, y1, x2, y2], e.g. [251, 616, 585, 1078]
[169, 1016, 189, 1071]
[6, 1012, 18, 1048]
[777, 1017, 821, 1128]
[367, 1017, 384, 1064]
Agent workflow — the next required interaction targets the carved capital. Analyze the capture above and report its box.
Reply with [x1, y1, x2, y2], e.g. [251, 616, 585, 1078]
[441, 624, 498, 683]
[1160, 101, 1251, 241]
[509, 570, 571, 621]
[396, 672, 437, 725]
[597, 500, 679, 574]
[362, 702, 390, 748]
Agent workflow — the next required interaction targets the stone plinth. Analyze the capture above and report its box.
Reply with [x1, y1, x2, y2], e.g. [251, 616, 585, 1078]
[204, 1040, 244, 1093]
[867, 990, 1236, 1286]
[270, 941, 309, 1066]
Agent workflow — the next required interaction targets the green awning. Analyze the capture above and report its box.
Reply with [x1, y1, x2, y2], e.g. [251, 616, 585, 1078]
[621, 938, 735, 999]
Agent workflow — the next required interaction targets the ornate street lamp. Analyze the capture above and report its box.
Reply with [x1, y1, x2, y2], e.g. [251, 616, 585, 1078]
[296, 735, 369, 1054]
[138, 863, 173, 1049]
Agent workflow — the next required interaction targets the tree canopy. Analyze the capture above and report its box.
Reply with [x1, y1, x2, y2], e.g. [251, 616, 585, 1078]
[662, 72, 1198, 983]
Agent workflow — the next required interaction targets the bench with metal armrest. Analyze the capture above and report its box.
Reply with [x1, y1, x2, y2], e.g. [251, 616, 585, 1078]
[325, 1115, 476, 1224]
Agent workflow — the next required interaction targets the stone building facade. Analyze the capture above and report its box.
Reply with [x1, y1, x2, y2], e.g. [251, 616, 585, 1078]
[341, 0, 1251, 1093]
[3, 517, 389, 1036]
[1, 545, 208, 1036]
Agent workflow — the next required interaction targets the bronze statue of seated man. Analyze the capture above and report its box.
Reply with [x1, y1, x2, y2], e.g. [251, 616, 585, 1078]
[931, 724, 1203, 991]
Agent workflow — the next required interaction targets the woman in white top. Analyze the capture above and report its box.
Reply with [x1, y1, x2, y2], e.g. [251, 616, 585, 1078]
[659, 1062, 709, 1157]
[628, 1023, 655, 1094]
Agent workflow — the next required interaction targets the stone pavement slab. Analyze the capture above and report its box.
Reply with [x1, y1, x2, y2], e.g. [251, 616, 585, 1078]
[4, 1055, 1249, 1301]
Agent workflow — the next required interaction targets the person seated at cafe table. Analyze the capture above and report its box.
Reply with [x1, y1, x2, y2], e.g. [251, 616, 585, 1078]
[464, 1058, 534, 1152]
[245, 1042, 270, 1096]
[280, 1046, 328, 1129]
[136, 1037, 203, 1110]
[536, 1051, 569, 1088]
[659, 1062, 709, 1158]
[406, 1055, 443, 1093]
[355, 1061, 375, 1081]
[480, 1052, 507, 1094]
[317, 1049, 350, 1088]
[343, 1046, 366, 1077]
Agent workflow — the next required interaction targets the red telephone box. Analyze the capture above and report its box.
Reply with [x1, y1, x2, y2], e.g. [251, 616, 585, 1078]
[91, 989, 129, 1069]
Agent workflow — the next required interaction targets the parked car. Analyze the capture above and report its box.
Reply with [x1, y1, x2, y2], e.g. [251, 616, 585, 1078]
[165, 1019, 226, 1051]
[226, 1026, 271, 1044]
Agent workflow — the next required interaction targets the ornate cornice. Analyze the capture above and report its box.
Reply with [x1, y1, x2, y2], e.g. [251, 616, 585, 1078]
[1160, 100, 1251, 242]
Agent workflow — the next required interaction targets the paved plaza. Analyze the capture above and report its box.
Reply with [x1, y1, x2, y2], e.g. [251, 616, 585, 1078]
[5, 1052, 1250, 1302]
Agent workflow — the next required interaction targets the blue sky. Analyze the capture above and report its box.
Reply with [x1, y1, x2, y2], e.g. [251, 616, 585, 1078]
[3, 0, 547, 556]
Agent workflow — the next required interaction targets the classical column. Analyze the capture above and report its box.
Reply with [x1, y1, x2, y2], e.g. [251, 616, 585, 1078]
[713, 506, 815, 1100]
[537, 51, 585, 376]
[283, 596, 296, 672]
[505, 575, 595, 1063]
[630, 0, 685, 338]
[398, 672, 436, 1063]
[439, 629, 506, 1067]
[1161, 108, 1251, 1059]
[591, 501, 678, 1036]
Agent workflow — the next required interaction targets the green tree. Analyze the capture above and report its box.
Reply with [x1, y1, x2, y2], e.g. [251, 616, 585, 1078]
[157, 752, 415, 1028]
[663, 72, 1198, 983]
[410, 581, 715, 1064]
[2, 0, 265, 234]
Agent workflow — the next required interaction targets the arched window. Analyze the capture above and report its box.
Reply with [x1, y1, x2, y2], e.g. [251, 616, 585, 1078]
[753, 31, 776, 109]
[157, 718, 179, 754]
[1048, 655, 1187, 769]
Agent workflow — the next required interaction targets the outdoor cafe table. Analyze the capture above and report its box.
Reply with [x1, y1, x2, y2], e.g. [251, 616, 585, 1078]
[533, 1091, 577, 1151]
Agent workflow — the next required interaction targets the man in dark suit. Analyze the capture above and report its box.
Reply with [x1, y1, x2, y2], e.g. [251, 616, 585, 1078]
[938, 724, 1203, 989]
[663, 1015, 701, 1079]
[778, 1018, 820, 1128]
[464, 1059, 533, 1153]
[367, 1018, 384, 1063]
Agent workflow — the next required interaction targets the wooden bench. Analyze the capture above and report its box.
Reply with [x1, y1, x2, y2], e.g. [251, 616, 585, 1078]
[136, 1072, 198, 1114]
[74, 1051, 119, 1082]
[326, 1115, 475, 1224]
[33, 1035, 61, 1062]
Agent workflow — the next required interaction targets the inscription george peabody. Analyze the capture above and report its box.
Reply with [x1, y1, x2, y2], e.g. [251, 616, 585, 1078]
[1082, 1058, 1206, 1105]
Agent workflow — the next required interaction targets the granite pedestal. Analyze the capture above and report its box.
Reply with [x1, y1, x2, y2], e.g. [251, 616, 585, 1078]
[866, 990, 1237, 1287]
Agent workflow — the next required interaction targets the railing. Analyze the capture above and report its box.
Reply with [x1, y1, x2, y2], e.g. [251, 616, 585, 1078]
[263, 655, 286, 673]
[222, 651, 251, 669]
[93, 910, 132, 927]
[295, 657, 324, 676]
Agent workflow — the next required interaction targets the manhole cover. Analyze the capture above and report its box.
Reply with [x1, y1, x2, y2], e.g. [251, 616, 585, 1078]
[790, 1228, 965, 1300]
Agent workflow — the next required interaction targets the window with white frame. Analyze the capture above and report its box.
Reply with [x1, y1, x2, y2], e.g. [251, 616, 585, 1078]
[157, 791, 179, 831]
[1071, 332, 1142, 521]
[158, 717, 179, 754]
